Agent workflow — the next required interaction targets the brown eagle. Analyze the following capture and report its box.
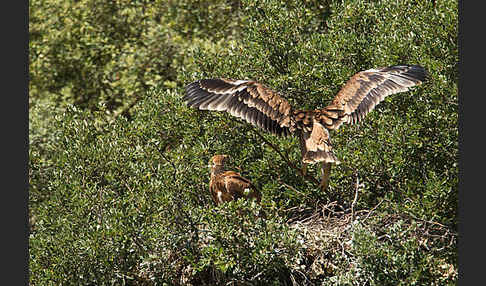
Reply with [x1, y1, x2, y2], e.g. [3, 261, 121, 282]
[208, 154, 262, 205]
[185, 65, 427, 190]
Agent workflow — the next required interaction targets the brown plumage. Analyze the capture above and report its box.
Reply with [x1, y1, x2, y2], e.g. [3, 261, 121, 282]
[185, 65, 427, 190]
[208, 155, 262, 205]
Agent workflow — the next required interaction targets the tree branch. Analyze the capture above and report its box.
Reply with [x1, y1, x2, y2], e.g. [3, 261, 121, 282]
[250, 128, 320, 185]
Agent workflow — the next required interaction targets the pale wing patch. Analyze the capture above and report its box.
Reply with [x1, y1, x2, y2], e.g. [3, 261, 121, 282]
[243, 188, 251, 196]
[217, 191, 224, 204]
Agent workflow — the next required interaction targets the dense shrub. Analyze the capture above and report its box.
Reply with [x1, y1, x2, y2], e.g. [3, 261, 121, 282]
[30, 0, 458, 284]
[29, 0, 244, 113]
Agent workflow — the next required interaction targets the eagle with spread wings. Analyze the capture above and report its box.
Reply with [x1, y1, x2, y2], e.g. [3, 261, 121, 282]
[183, 65, 427, 190]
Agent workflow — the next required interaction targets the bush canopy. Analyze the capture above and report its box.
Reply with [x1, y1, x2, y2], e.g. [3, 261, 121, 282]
[30, 0, 458, 284]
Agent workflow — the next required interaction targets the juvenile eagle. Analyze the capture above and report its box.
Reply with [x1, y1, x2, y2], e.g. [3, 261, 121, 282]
[185, 65, 427, 190]
[208, 155, 262, 205]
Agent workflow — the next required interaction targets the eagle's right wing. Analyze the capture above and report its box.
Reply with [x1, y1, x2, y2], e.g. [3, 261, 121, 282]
[184, 79, 294, 136]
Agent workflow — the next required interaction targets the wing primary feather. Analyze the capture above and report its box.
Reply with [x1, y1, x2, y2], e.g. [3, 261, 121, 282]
[227, 98, 241, 116]
[226, 95, 242, 114]
[191, 93, 220, 109]
[245, 107, 254, 126]
[186, 93, 210, 108]
[183, 86, 203, 102]
[256, 110, 265, 129]
[233, 100, 248, 119]
[210, 95, 231, 111]
[264, 115, 272, 134]
[269, 119, 276, 135]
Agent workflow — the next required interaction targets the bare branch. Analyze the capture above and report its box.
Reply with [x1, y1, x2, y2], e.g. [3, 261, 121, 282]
[350, 171, 360, 221]
[250, 128, 320, 185]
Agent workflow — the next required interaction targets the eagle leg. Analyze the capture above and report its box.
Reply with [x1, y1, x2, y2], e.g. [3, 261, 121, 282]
[301, 162, 308, 177]
[320, 161, 332, 192]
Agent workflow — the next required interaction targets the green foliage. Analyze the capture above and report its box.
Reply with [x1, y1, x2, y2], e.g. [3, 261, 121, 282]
[192, 200, 303, 284]
[345, 213, 457, 286]
[30, 0, 458, 284]
[29, 0, 243, 112]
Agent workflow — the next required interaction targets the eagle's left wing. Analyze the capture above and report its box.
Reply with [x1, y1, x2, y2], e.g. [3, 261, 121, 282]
[317, 65, 427, 130]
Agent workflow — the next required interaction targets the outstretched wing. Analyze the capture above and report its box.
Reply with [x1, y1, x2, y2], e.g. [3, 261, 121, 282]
[317, 65, 427, 130]
[184, 79, 293, 136]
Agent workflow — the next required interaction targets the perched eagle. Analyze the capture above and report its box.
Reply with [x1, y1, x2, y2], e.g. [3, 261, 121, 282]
[208, 155, 262, 205]
[185, 65, 427, 190]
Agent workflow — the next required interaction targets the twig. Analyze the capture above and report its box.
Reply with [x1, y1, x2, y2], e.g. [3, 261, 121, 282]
[278, 180, 304, 195]
[294, 269, 312, 285]
[362, 198, 387, 223]
[250, 128, 320, 185]
[250, 271, 265, 282]
[289, 272, 298, 286]
[403, 212, 451, 230]
[350, 172, 360, 221]
[299, 212, 320, 224]
[110, 96, 142, 122]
